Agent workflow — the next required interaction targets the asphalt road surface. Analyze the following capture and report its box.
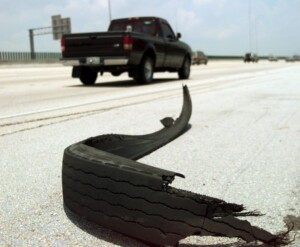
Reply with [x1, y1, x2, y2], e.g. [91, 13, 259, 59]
[0, 61, 299, 246]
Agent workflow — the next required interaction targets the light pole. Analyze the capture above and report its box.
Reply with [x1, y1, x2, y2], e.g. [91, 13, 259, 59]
[254, 17, 259, 55]
[108, 0, 112, 22]
[248, 0, 252, 53]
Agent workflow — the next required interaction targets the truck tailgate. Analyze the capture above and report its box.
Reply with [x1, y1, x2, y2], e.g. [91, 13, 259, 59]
[62, 32, 127, 58]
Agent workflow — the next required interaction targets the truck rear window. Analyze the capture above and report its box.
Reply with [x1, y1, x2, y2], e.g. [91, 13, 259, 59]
[109, 20, 157, 36]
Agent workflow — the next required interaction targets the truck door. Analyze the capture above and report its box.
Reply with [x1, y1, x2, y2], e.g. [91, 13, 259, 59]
[161, 22, 184, 68]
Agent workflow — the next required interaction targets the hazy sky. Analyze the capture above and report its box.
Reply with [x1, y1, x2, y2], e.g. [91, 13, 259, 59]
[0, 0, 299, 56]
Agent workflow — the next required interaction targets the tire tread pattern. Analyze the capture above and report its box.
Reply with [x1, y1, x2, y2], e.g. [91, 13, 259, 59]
[62, 86, 288, 246]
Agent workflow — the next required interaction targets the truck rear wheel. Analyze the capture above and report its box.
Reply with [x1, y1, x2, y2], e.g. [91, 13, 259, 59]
[178, 56, 191, 80]
[135, 56, 154, 84]
[80, 67, 97, 85]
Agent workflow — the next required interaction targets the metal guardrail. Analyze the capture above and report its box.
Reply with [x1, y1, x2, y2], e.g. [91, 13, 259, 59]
[0, 52, 61, 62]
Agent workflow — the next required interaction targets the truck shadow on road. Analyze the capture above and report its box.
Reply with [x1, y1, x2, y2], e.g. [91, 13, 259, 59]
[68, 78, 179, 88]
[63, 204, 266, 247]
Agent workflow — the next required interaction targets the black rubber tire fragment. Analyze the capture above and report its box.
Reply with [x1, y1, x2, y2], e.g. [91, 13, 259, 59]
[62, 85, 289, 246]
[62, 160, 284, 245]
[63, 85, 193, 245]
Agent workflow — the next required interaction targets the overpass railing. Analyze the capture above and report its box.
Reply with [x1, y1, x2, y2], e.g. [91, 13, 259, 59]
[0, 52, 61, 63]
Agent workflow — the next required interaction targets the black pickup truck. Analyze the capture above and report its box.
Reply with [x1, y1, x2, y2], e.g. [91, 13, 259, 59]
[61, 17, 192, 85]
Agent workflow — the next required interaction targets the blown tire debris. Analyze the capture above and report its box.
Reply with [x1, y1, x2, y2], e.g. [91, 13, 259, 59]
[62, 85, 289, 246]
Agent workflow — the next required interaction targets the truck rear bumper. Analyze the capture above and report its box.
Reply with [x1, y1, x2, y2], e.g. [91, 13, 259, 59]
[61, 57, 129, 66]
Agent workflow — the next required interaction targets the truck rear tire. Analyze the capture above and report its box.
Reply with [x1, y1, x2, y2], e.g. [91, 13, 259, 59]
[80, 67, 97, 85]
[134, 56, 154, 84]
[178, 56, 191, 80]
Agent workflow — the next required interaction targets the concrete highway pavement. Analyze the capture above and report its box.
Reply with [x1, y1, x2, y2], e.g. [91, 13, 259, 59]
[0, 61, 295, 119]
[0, 61, 299, 246]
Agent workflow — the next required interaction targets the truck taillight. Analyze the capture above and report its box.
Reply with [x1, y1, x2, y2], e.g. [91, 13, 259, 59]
[61, 38, 65, 53]
[123, 35, 133, 51]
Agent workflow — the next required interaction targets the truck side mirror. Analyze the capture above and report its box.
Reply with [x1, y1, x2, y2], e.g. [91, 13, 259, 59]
[177, 33, 182, 39]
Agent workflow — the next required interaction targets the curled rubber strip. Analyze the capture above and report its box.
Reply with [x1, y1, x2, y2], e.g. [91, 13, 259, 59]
[62, 85, 289, 246]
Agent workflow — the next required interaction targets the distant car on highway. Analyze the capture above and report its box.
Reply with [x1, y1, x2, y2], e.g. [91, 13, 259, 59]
[285, 55, 300, 62]
[285, 56, 295, 62]
[192, 51, 208, 65]
[268, 55, 278, 62]
[293, 55, 300, 61]
[244, 53, 259, 63]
